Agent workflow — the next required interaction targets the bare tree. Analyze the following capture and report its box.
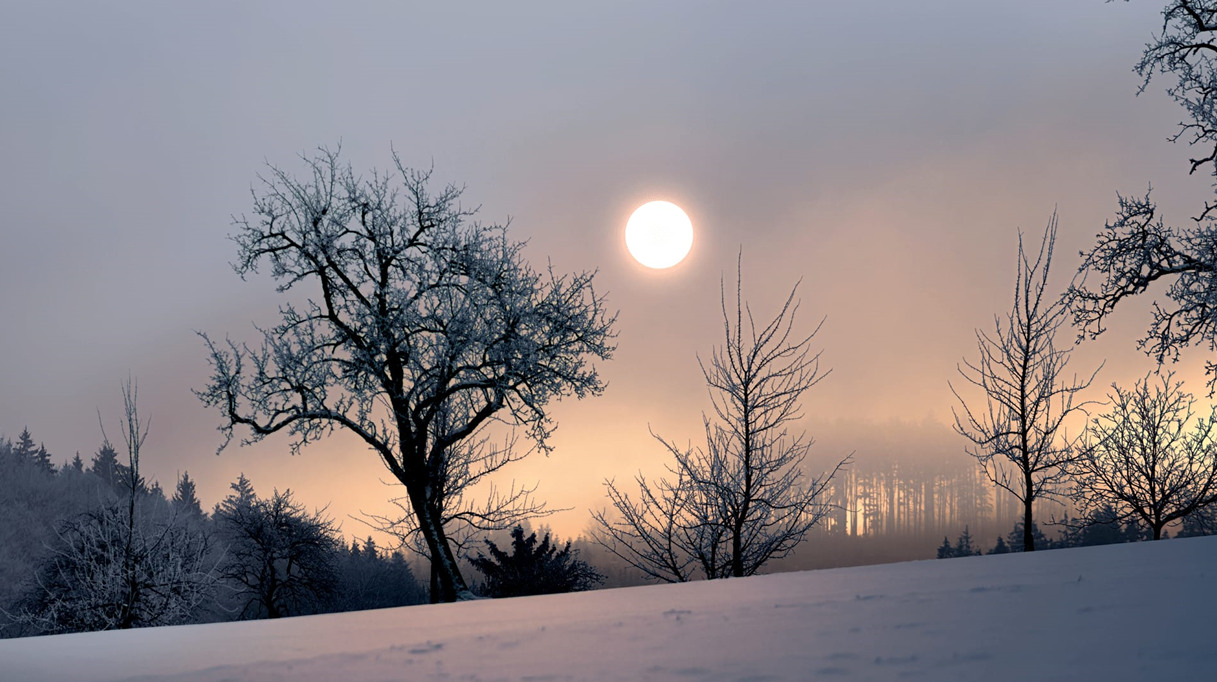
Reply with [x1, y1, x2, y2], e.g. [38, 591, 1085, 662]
[952, 215, 1101, 551]
[593, 257, 848, 580]
[1073, 372, 1217, 540]
[592, 466, 705, 582]
[7, 378, 215, 634]
[1071, 1, 1217, 392]
[196, 147, 616, 602]
[214, 476, 341, 619]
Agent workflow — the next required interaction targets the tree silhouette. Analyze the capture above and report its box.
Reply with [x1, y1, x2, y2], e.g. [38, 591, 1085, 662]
[469, 525, 602, 598]
[1070, 1, 1217, 394]
[594, 258, 847, 580]
[172, 471, 204, 519]
[952, 215, 1100, 551]
[196, 147, 616, 602]
[214, 477, 340, 619]
[1073, 373, 1217, 540]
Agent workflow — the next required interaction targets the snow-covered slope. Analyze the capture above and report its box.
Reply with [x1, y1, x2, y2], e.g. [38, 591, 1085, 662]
[3, 536, 1213, 682]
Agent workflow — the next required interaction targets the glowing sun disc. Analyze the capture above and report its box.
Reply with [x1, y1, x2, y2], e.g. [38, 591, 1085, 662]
[625, 201, 694, 269]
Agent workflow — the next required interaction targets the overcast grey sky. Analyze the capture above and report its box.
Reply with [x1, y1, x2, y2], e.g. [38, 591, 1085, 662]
[2, 1, 1213, 539]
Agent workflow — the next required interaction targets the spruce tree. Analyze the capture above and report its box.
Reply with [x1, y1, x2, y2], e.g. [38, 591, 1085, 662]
[89, 442, 122, 490]
[31, 444, 55, 475]
[954, 526, 979, 557]
[220, 473, 257, 514]
[1006, 520, 1049, 552]
[988, 536, 1010, 554]
[470, 525, 604, 598]
[937, 536, 956, 559]
[172, 471, 204, 518]
[13, 427, 36, 467]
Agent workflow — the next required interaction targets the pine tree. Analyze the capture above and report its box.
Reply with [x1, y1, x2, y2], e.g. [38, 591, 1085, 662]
[68, 452, 84, 473]
[469, 525, 604, 598]
[1122, 518, 1150, 543]
[219, 473, 257, 515]
[334, 540, 424, 612]
[89, 442, 122, 490]
[13, 427, 36, 467]
[31, 444, 55, 475]
[988, 536, 1010, 554]
[937, 536, 956, 559]
[1006, 520, 1050, 552]
[954, 525, 979, 557]
[172, 471, 204, 518]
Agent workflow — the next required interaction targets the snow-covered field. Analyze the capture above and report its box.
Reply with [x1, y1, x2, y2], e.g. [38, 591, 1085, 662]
[3, 536, 1213, 682]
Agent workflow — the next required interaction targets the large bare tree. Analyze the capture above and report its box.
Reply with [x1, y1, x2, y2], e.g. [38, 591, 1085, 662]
[196, 147, 616, 602]
[1071, 1, 1217, 392]
[593, 258, 847, 580]
[952, 215, 1101, 551]
[1073, 372, 1217, 539]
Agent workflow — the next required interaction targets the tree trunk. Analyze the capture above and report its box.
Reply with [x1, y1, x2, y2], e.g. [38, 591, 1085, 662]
[730, 520, 745, 578]
[407, 484, 471, 603]
[1023, 484, 1035, 551]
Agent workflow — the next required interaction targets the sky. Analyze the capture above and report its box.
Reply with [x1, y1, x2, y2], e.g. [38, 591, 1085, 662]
[2, 0, 1215, 542]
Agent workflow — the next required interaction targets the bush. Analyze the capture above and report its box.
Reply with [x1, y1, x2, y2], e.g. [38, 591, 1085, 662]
[470, 526, 603, 598]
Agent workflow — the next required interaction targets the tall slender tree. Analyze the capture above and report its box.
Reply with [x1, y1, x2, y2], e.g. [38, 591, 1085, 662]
[952, 214, 1101, 551]
[594, 257, 847, 579]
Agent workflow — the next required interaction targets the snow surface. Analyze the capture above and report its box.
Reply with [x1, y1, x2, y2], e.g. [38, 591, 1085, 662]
[2, 536, 1214, 682]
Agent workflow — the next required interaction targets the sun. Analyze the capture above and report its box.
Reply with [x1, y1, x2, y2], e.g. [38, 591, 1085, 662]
[625, 201, 694, 269]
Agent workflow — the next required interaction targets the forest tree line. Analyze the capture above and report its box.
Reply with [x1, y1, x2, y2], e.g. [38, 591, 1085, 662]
[0, 421, 424, 637]
[0, 413, 599, 638]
